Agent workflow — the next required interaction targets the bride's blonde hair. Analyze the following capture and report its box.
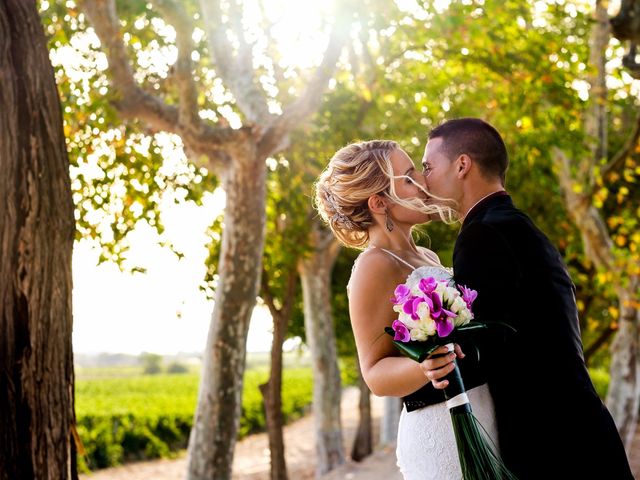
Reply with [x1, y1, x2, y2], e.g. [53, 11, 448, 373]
[314, 140, 456, 249]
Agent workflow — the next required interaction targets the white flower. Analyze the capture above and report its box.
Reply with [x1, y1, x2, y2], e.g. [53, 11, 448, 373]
[397, 310, 414, 327]
[443, 286, 461, 305]
[410, 328, 428, 341]
[410, 318, 437, 341]
[454, 307, 472, 327]
[450, 296, 467, 314]
[416, 301, 431, 321]
[420, 318, 437, 336]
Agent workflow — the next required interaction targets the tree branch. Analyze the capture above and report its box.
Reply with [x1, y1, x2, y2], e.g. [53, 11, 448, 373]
[152, 0, 200, 132]
[198, 0, 271, 124]
[584, 325, 616, 365]
[600, 110, 640, 178]
[552, 147, 618, 274]
[257, 2, 354, 158]
[281, 268, 298, 322]
[80, 0, 238, 169]
[81, 0, 176, 127]
[583, 1, 610, 186]
[261, 267, 281, 319]
[228, 0, 252, 63]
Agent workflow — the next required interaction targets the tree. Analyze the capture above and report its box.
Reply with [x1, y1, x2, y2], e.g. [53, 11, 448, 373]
[202, 160, 310, 480]
[257, 162, 309, 480]
[141, 352, 163, 374]
[0, 1, 77, 478]
[74, 1, 353, 477]
[552, 1, 640, 448]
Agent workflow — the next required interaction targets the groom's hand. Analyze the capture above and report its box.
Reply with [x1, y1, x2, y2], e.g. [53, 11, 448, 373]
[419, 344, 465, 389]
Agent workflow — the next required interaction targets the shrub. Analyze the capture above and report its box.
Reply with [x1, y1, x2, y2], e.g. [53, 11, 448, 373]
[75, 367, 314, 472]
[166, 362, 189, 374]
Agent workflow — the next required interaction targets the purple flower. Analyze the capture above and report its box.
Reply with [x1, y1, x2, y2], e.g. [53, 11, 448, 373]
[459, 285, 478, 310]
[436, 317, 454, 337]
[427, 292, 442, 319]
[418, 277, 437, 296]
[392, 284, 412, 305]
[403, 296, 424, 320]
[434, 308, 456, 337]
[392, 320, 411, 342]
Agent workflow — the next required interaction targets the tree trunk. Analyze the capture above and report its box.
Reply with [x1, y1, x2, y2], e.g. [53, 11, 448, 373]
[350, 358, 373, 462]
[583, 1, 640, 447]
[606, 278, 640, 450]
[0, 1, 77, 479]
[258, 307, 290, 480]
[298, 226, 344, 477]
[379, 397, 402, 447]
[187, 147, 266, 480]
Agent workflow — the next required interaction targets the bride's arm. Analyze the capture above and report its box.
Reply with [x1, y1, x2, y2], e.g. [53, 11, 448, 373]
[348, 251, 456, 397]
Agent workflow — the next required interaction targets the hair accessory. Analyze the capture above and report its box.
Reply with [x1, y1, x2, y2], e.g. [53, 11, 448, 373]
[325, 190, 357, 230]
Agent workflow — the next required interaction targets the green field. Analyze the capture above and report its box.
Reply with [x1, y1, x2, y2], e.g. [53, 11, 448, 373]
[75, 366, 314, 472]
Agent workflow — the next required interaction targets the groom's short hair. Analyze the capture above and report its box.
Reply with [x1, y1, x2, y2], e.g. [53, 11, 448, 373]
[428, 118, 508, 185]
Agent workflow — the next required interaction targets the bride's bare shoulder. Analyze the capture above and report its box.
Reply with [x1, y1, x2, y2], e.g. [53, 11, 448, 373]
[348, 248, 399, 293]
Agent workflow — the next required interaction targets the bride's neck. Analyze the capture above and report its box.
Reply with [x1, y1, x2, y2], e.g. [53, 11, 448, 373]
[368, 226, 418, 253]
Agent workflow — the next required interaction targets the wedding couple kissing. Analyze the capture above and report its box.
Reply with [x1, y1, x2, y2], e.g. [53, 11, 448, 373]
[315, 118, 633, 479]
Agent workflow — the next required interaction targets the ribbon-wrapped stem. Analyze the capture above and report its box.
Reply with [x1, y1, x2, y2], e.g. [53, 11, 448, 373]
[439, 343, 473, 415]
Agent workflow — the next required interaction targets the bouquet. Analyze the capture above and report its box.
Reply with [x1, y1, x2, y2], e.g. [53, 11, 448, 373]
[385, 266, 517, 480]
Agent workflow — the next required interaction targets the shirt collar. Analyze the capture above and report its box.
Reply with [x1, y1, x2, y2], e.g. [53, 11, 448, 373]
[461, 190, 508, 225]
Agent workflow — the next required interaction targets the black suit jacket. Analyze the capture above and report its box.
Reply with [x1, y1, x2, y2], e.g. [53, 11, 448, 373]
[453, 193, 632, 480]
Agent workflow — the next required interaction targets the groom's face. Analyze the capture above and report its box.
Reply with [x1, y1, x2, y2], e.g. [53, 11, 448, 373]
[421, 138, 459, 205]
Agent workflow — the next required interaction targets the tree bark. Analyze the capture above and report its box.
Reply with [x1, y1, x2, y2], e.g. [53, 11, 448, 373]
[0, 1, 77, 479]
[187, 144, 266, 480]
[606, 279, 640, 449]
[298, 225, 344, 477]
[350, 357, 373, 462]
[258, 269, 297, 480]
[379, 397, 402, 447]
[258, 309, 289, 480]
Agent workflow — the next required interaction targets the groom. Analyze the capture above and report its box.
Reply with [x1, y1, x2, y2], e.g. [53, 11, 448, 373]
[422, 118, 633, 479]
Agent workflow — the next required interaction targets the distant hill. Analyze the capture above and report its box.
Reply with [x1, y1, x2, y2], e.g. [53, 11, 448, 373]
[74, 352, 202, 368]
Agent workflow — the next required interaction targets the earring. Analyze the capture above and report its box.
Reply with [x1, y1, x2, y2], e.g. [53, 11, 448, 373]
[385, 210, 394, 232]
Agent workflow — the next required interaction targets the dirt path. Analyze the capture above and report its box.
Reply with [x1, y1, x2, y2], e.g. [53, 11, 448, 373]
[79, 386, 401, 480]
[79, 388, 640, 480]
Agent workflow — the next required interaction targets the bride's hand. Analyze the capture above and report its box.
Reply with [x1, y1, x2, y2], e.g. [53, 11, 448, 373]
[419, 344, 465, 389]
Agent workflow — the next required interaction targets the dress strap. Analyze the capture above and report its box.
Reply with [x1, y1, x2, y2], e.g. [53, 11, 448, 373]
[378, 248, 417, 271]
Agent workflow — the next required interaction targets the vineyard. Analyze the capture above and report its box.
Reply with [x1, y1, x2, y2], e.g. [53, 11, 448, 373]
[75, 367, 314, 473]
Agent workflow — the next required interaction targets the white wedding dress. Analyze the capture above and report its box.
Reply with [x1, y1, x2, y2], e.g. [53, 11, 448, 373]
[349, 248, 500, 480]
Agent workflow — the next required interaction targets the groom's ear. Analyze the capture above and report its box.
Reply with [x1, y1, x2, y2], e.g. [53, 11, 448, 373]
[368, 194, 387, 214]
[456, 154, 472, 179]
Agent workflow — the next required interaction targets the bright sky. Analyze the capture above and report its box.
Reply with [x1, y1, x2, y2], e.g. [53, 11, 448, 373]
[72, 190, 278, 355]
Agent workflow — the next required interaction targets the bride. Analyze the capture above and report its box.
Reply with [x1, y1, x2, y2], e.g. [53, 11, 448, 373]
[314, 140, 498, 479]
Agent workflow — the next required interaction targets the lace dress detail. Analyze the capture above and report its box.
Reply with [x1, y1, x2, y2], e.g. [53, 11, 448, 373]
[396, 383, 498, 480]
